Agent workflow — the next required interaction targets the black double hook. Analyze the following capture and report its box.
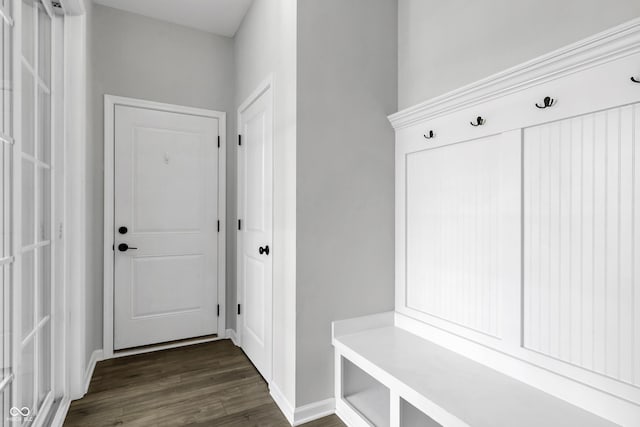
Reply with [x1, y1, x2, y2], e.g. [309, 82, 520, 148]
[470, 116, 485, 127]
[632, 76, 640, 83]
[536, 96, 555, 109]
[423, 130, 435, 139]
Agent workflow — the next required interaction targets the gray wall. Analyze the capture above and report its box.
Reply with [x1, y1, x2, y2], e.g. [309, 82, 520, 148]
[86, 4, 236, 356]
[296, 0, 397, 406]
[234, 0, 298, 405]
[398, 0, 640, 109]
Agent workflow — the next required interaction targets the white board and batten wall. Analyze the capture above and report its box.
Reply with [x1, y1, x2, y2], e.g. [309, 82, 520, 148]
[333, 18, 640, 427]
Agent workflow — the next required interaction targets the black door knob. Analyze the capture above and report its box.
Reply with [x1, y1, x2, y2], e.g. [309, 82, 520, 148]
[118, 226, 128, 234]
[258, 245, 270, 256]
[118, 243, 138, 252]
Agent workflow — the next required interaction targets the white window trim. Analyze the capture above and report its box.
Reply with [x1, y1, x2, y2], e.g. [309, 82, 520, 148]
[8, 0, 66, 423]
[63, 9, 88, 403]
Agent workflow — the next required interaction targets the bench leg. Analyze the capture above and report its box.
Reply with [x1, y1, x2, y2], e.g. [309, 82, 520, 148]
[334, 350, 343, 403]
[390, 391, 401, 427]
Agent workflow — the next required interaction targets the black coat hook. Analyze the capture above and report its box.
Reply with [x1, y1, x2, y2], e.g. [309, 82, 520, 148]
[536, 96, 555, 109]
[470, 116, 485, 127]
[632, 76, 640, 83]
[424, 130, 435, 139]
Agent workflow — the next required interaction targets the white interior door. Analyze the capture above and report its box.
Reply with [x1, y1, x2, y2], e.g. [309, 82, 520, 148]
[238, 85, 273, 380]
[114, 105, 219, 350]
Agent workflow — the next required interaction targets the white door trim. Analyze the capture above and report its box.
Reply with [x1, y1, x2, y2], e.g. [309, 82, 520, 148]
[103, 95, 227, 359]
[236, 75, 274, 375]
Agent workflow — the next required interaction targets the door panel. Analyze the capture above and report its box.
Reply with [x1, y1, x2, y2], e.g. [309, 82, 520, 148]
[239, 86, 273, 380]
[131, 255, 205, 318]
[245, 256, 265, 344]
[132, 128, 204, 232]
[114, 105, 219, 350]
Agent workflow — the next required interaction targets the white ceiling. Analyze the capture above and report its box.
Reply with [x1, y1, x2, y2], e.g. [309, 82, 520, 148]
[92, 0, 254, 37]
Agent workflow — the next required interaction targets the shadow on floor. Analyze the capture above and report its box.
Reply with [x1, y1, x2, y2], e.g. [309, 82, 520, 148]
[64, 340, 345, 427]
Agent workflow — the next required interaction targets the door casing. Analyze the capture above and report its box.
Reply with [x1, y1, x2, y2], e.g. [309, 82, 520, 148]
[236, 76, 274, 380]
[103, 95, 227, 359]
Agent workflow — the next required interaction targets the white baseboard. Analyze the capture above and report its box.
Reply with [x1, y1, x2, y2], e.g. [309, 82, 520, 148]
[269, 383, 335, 426]
[293, 398, 335, 426]
[82, 349, 103, 396]
[335, 398, 366, 427]
[226, 328, 239, 346]
[49, 397, 71, 427]
[270, 383, 295, 425]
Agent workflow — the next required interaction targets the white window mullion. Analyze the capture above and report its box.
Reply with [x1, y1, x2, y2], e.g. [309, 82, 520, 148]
[20, 56, 48, 95]
[5, 0, 58, 420]
[0, 373, 14, 393]
[20, 240, 48, 254]
[0, 133, 14, 145]
[20, 154, 50, 172]
[0, 4, 14, 27]
[31, 0, 40, 414]
[46, 9, 58, 406]
[38, 0, 51, 20]
[11, 0, 24, 415]
[20, 315, 48, 348]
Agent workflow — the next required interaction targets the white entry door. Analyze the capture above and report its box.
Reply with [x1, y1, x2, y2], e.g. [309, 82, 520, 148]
[238, 84, 273, 380]
[114, 105, 219, 350]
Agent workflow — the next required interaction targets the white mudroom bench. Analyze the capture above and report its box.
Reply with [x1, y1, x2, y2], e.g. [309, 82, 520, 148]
[333, 312, 618, 427]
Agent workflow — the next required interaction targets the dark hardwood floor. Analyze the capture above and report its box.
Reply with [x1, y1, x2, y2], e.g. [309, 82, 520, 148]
[64, 340, 345, 427]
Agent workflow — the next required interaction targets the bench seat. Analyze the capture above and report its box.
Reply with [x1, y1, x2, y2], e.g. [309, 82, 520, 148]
[333, 317, 618, 427]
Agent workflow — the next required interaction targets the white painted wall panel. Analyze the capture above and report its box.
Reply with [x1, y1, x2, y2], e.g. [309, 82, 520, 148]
[524, 104, 640, 386]
[405, 135, 518, 338]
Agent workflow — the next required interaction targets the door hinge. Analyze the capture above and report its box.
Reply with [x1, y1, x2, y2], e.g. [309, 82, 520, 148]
[237, 304, 241, 315]
[238, 135, 242, 146]
[217, 304, 220, 317]
[238, 219, 242, 230]
[217, 135, 220, 148]
[217, 220, 220, 232]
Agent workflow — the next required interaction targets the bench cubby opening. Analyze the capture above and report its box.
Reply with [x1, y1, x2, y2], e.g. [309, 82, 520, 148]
[400, 399, 441, 427]
[342, 357, 390, 427]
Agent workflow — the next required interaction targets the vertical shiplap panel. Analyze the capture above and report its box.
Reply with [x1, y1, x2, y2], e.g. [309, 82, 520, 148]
[618, 105, 633, 382]
[405, 134, 516, 338]
[524, 103, 639, 387]
[605, 109, 620, 378]
[569, 117, 583, 365]
[492, 153, 502, 338]
[559, 118, 573, 362]
[549, 122, 561, 358]
[634, 105, 640, 386]
[525, 126, 541, 350]
[432, 175, 442, 317]
[581, 114, 595, 372]
[539, 125, 551, 355]
[592, 111, 607, 375]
